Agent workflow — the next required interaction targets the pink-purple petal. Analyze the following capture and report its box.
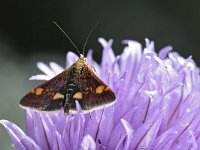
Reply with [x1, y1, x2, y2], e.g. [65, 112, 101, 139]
[130, 115, 162, 149]
[26, 110, 35, 140]
[49, 62, 64, 75]
[120, 119, 134, 149]
[52, 130, 66, 150]
[81, 135, 96, 150]
[31, 111, 51, 149]
[29, 74, 50, 80]
[66, 51, 79, 67]
[36, 62, 55, 78]
[0, 120, 40, 150]
[3, 38, 200, 149]
[158, 46, 173, 60]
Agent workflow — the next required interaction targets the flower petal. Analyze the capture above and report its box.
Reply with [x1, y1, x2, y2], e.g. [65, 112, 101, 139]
[121, 40, 142, 91]
[52, 131, 66, 150]
[145, 38, 155, 52]
[86, 50, 100, 75]
[66, 51, 79, 67]
[98, 38, 116, 79]
[4, 38, 200, 150]
[153, 109, 200, 149]
[62, 104, 85, 150]
[85, 107, 115, 148]
[29, 74, 50, 80]
[0, 120, 40, 150]
[130, 115, 162, 149]
[36, 62, 55, 78]
[49, 62, 64, 75]
[81, 135, 96, 150]
[116, 119, 134, 149]
[30, 111, 52, 149]
[26, 110, 35, 140]
[158, 46, 173, 60]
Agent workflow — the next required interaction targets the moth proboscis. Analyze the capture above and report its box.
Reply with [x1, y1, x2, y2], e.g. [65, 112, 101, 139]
[19, 22, 116, 115]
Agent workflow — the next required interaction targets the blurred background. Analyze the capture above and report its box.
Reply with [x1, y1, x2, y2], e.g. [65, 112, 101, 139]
[1, 0, 200, 149]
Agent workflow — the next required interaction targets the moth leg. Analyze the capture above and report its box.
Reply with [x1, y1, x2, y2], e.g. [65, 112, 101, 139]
[64, 102, 70, 115]
[89, 112, 92, 120]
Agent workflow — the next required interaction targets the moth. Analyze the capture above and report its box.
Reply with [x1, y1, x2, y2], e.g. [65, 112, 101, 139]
[19, 22, 116, 114]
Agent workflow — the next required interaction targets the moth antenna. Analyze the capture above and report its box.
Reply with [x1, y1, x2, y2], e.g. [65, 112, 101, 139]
[82, 21, 99, 56]
[53, 21, 81, 55]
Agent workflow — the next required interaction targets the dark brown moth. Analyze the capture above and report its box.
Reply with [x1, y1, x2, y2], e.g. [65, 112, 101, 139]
[19, 22, 116, 114]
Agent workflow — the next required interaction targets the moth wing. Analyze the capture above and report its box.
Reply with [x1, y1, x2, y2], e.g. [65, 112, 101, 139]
[20, 69, 71, 111]
[69, 65, 116, 112]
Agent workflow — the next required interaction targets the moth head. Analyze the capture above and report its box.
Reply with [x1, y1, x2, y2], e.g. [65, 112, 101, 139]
[78, 54, 87, 64]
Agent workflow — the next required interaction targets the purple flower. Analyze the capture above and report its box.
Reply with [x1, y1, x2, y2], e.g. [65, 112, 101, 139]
[1, 38, 200, 149]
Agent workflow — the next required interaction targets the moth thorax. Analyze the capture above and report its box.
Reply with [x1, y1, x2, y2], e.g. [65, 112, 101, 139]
[76, 57, 87, 68]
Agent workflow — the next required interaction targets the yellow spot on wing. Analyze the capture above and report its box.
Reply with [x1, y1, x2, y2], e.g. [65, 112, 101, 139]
[53, 92, 65, 100]
[33, 87, 44, 95]
[96, 85, 105, 94]
[73, 92, 83, 99]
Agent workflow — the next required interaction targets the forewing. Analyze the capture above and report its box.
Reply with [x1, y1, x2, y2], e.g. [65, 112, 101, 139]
[69, 65, 116, 112]
[20, 69, 70, 111]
